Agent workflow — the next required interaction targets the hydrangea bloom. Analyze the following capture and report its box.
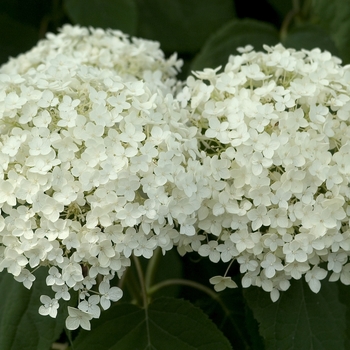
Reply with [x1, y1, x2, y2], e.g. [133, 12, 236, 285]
[0, 25, 204, 326]
[2, 23, 350, 327]
[179, 44, 350, 300]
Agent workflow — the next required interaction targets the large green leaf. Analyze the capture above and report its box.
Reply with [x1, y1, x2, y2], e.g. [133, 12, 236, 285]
[0, 12, 38, 66]
[267, 0, 293, 20]
[283, 23, 339, 56]
[0, 0, 51, 27]
[337, 282, 350, 349]
[0, 268, 67, 350]
[194, 287, 264, 350]
[191, 19, 280, 71]
[244, 298, 265, 350]
[73, 297, 232, 350]
[311, 0, 350, 63]
[243, 279, 346, 350]
[64, 0, 138, 35]
[135, 0, 235, 53]
[178, 255, 263, 348]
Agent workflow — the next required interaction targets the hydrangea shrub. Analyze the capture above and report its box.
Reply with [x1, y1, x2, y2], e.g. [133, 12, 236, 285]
[1, 25, 350, 330]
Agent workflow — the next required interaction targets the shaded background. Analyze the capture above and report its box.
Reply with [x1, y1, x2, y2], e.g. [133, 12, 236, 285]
[0, 0, 345, 79]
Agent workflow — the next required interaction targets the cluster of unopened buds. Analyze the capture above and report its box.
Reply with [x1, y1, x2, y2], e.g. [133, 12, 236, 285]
[0, 24, 349, 329]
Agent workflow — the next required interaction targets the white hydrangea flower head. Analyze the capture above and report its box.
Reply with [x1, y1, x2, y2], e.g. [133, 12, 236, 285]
[0, 25, 205, 327]
[179, 44, 350, 300]
[1, 24, 182, 80]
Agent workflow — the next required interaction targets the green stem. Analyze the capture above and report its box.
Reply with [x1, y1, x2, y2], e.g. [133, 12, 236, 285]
[292, 0, 301, 13]
[118, 266, 128, 290]
[122, 264, 143, 306]
[280, 0, 301, 41]
[148, 278, 219, 300]
[224, 259, 235, 277]
[65, 328, 74, 350]
[132, 255, 149, 309]
[300, 0, 313, 19]
[145, 247, 162, 290]
[280, 9, 298, 41]
[132, 255, 152, 347]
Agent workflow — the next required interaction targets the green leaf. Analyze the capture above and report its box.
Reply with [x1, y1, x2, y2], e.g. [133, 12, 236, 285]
[337, 282, 350, 348]
[0, 12, 38, 66]
[73, 297, 232, 350]
[0, 0, 50, 28]
[135, 0, 235, 53]
[195, 287, 264, 350]
[0, 268, 67, 350]
[244, 299, 265, 350]
[64, 0, 138, 35]
[267, 0, 293, 20]
[191, 19, 280, 71]
[311, 0, 350, 63]
[243, 279, 346, 350]
[179, 255, 264, 348]
[283, 24, 339, 56]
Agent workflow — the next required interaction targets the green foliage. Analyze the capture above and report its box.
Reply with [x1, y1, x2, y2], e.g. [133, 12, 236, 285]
[337, 282, 350, 348]
[64, 0, 138, 34]
[244, 279, 347, 350]
[135, 0, 235, 53]
[0, 268, 68, 350]
[0, 12, 38, 65]
[191, 19, 280, 71]
[311, 0, 350, 63]
[192, 286, 264, 350]
[73, 297, 232, 350]
[267, 0, 293, 20]
[283, 23, 339, 55]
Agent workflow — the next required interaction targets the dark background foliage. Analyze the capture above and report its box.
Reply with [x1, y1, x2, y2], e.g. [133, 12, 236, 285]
[1, 0, 346, 75]
[1, 0, 350, 349]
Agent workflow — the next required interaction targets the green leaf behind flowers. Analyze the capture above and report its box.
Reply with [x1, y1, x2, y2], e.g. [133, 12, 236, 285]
[191, 19, 280, 71]
[64, 0, 138, 35]
[243, 279, 346, 350]
[135, 0, 235, 53]
[73, 297, 232, 350]
[283, 23, 339, 56]
[193, 287, 264, 350]
[337, 282, 350, 349]
[0, 268, 67, 350]
[311, 0, 350, 63]
[0, 12, 38, 66]
[267, 0, 293, 21]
